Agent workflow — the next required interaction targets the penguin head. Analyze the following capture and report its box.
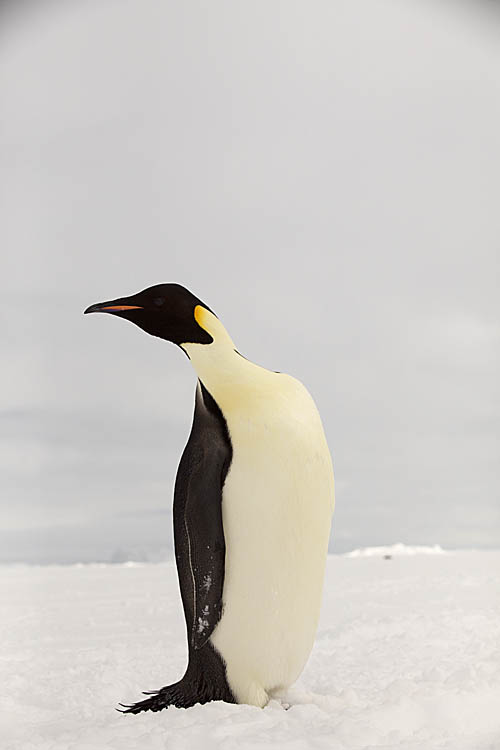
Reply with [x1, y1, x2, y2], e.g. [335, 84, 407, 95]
[84, 283, 214, 346]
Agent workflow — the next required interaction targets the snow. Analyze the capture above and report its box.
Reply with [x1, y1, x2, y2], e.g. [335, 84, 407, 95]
[345, 543, 446, 558]
[2, 551, 500, 750]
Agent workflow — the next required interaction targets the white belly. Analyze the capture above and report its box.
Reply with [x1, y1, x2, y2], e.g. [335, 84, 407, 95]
[210, 375, 334, 706]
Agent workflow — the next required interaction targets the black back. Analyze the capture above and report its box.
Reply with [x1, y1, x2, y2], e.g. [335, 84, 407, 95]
[172, 381, 234, 698]
[119, 381, 236, 714]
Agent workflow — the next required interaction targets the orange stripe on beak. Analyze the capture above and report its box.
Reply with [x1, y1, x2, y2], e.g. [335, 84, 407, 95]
[100, 305, 142, 311]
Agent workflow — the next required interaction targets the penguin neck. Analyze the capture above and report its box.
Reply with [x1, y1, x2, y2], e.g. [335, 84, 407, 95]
[181, 309, 275, 413]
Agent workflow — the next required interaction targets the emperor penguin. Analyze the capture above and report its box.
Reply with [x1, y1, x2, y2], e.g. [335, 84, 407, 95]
[84, 284, 334, 713]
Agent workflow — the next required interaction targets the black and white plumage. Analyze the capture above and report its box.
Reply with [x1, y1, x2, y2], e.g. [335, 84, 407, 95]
[84, 284, 334, 713]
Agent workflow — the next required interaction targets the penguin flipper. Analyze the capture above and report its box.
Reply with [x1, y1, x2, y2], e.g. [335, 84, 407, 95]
[175, 382, 233, 650]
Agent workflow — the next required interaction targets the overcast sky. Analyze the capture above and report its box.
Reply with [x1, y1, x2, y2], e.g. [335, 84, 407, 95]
[1, 0, 499, 562]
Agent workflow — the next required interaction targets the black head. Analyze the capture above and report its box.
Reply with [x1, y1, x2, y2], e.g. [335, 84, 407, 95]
[84, 283, 214, 345]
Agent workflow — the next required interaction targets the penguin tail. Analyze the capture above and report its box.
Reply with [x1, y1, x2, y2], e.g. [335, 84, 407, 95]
[118, 645, 235, 714]
[117, 681, 191, 714]
[117, 671, 235, 714]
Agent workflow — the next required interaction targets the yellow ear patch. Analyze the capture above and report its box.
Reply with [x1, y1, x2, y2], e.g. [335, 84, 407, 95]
[194, 305, 209, 332]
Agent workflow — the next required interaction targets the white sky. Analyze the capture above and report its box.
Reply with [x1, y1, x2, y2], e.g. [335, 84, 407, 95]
[1, 0, 499, 561]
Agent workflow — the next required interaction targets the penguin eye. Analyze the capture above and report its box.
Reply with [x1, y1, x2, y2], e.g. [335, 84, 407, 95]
[153, 297, 165, 307]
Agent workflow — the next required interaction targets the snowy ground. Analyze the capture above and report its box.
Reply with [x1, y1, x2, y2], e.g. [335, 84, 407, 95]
[2, 549, 500, 750]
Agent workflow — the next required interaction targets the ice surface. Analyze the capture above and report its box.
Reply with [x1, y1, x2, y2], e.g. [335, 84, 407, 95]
[2, 552, 500, 750]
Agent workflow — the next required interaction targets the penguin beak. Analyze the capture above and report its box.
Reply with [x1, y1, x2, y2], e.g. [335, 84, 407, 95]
[84, 300, 143, 315]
